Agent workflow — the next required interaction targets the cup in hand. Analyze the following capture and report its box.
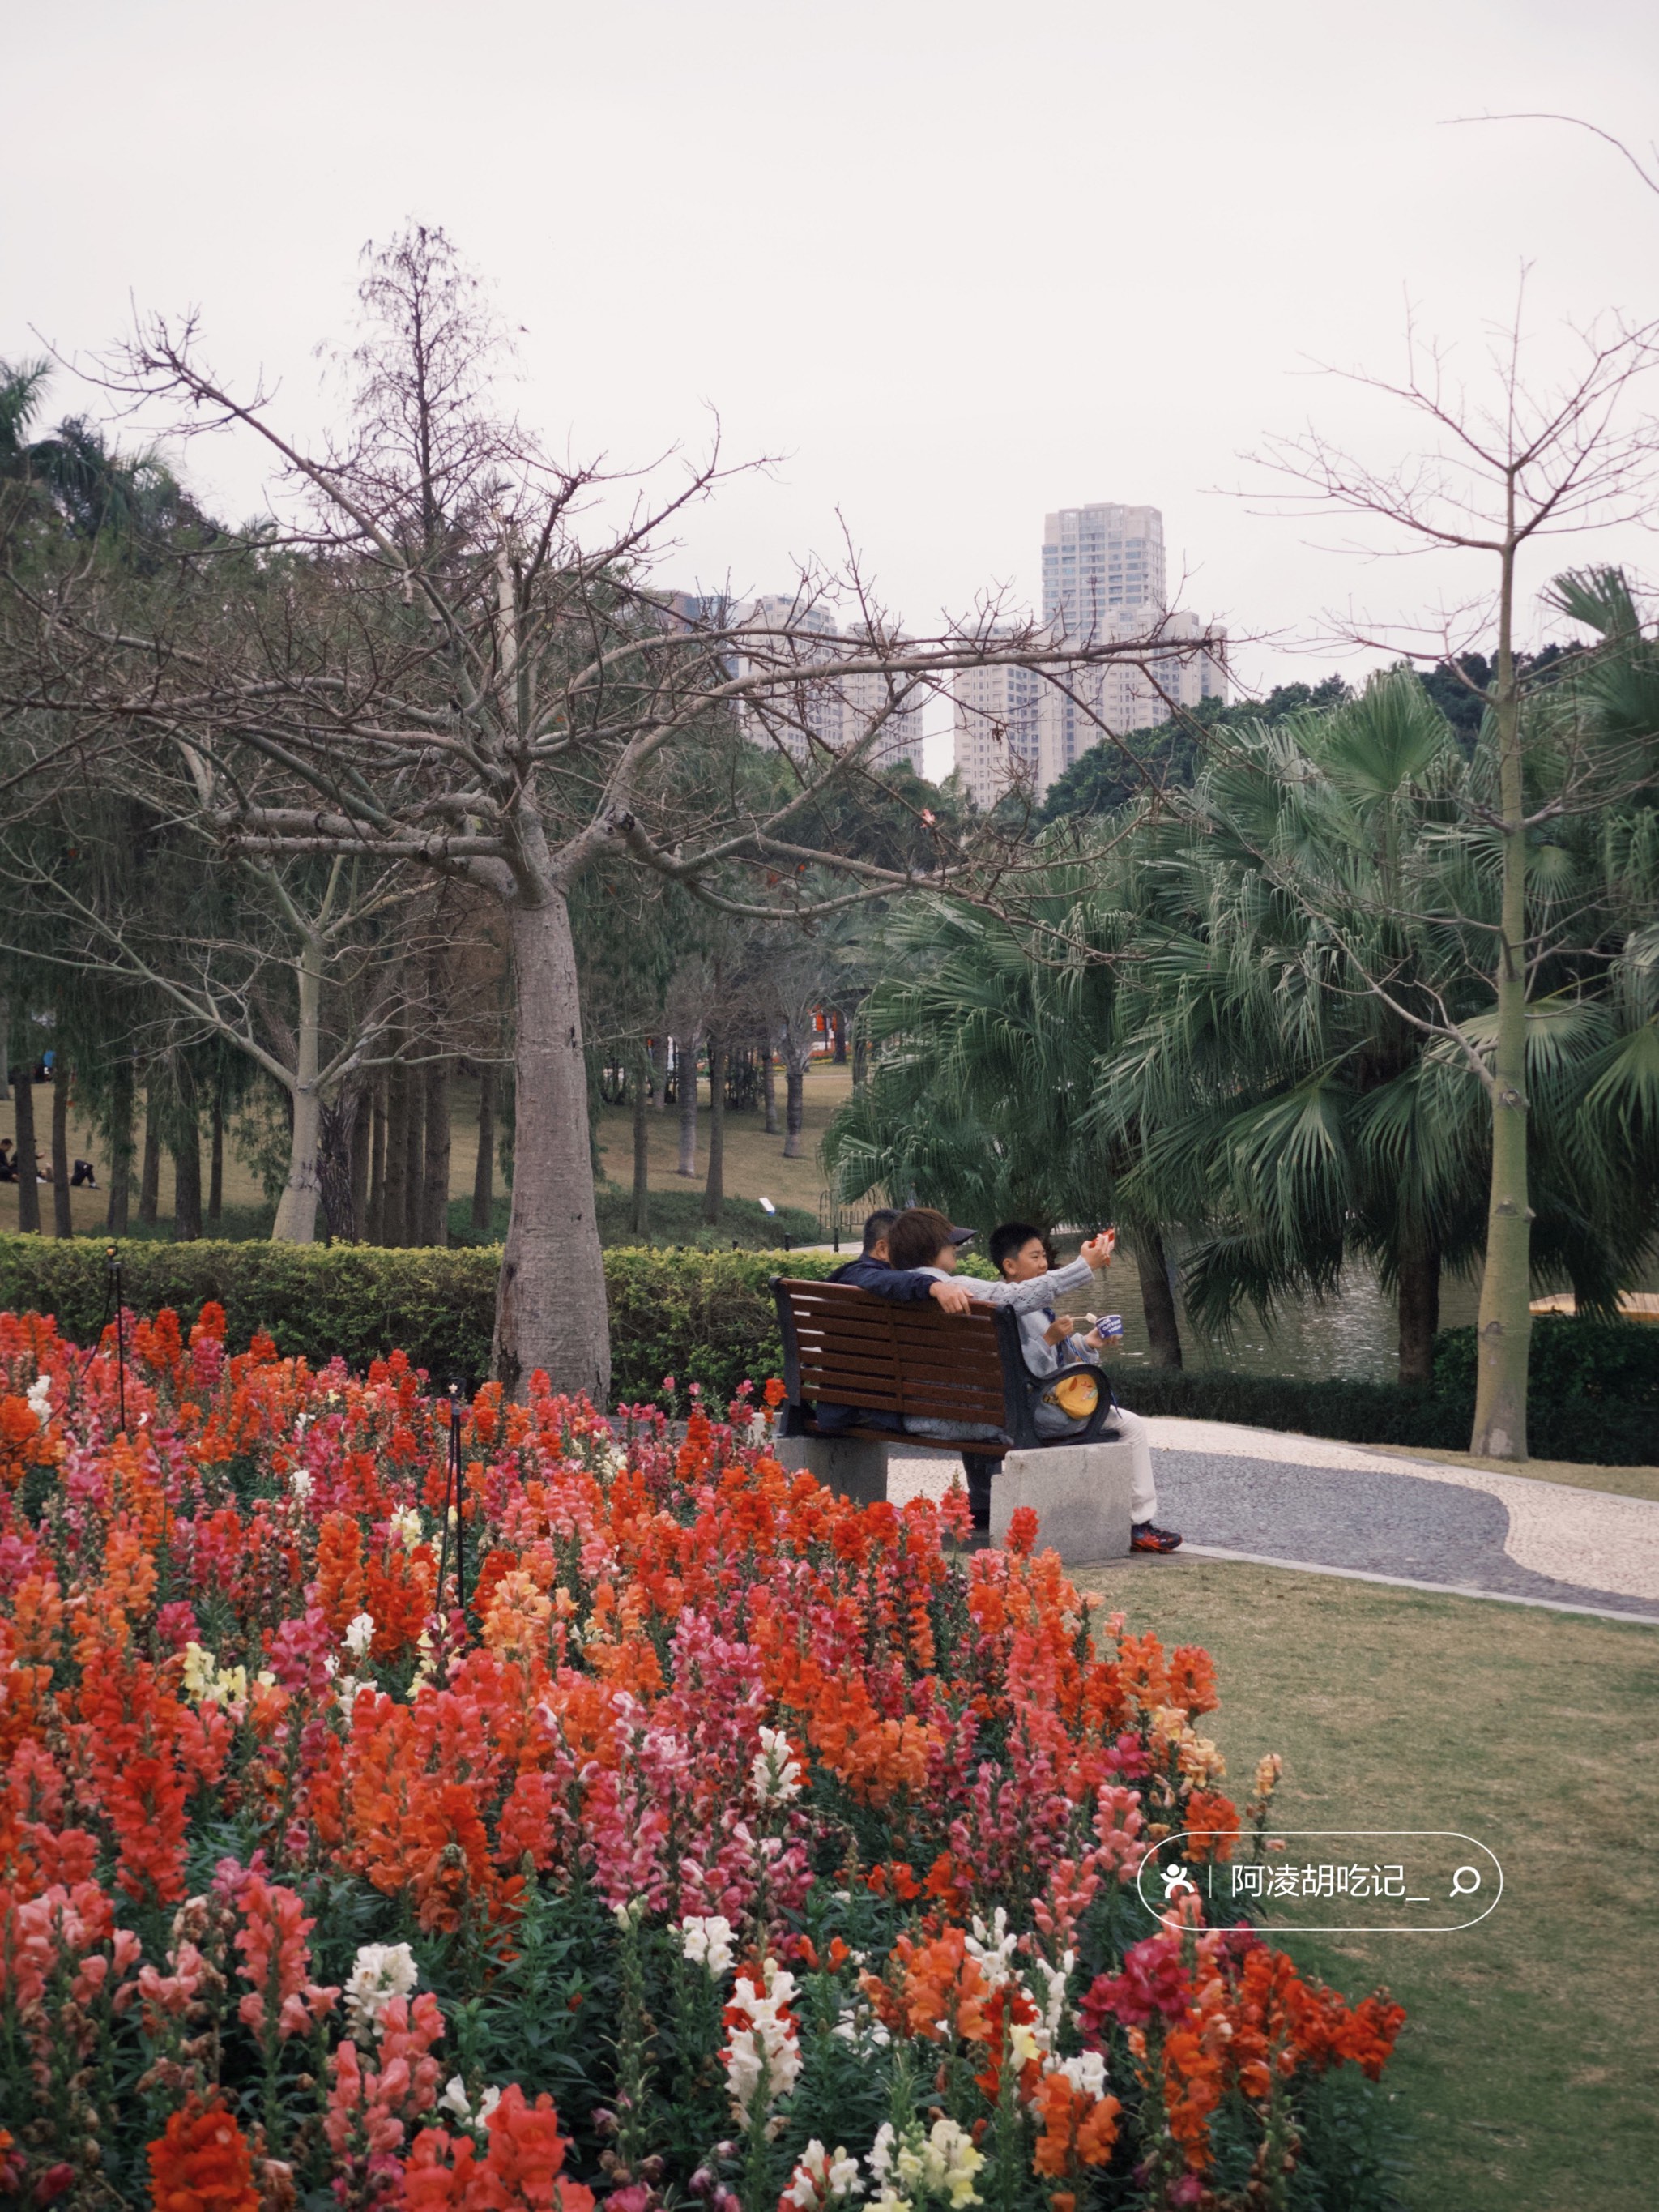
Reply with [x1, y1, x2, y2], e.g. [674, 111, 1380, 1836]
[1098, 1314, 1124, 1339]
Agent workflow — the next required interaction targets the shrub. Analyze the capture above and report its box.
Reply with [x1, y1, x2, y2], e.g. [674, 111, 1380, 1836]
[2, 1235, 1653, 1459]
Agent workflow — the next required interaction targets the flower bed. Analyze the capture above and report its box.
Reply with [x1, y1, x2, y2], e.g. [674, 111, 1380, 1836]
[0, 1305, 1405, 2211]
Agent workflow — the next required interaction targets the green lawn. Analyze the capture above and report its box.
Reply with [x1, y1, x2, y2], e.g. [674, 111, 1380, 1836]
[1070, 1556, 1659, 2212]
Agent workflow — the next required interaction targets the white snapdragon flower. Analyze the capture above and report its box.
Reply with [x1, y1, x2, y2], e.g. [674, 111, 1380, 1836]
[389, 1505, 424, 1552]
[343, 1941, 419, 2040]
[724, 1961, 802, 2137]
[343, 1612, 377, 1660]
[437, 2077, 505, 2130]
[751, 1724, 803, 1807]
[680, 1913, 736, 1975]
[25, 1373, 51, 1423]
[289, 1468, 315, 1503]
[872, 2120, 983, 2210]
[785, 2142, 864, 2206]
[1058, 2050, 1110, 2101]
[963, 1908, 1017, 1990]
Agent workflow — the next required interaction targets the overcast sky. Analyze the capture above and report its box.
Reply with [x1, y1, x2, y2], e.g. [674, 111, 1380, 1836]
[6, 0, 1659, 771]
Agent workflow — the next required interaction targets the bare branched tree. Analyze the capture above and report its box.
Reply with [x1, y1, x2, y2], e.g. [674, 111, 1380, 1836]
[0, 224, 1213, 1397]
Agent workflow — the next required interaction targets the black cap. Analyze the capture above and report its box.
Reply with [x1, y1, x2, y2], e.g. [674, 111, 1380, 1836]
[948, 1226, 977, 1246]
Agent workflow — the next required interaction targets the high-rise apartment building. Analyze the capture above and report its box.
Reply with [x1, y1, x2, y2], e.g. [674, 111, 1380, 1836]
[953, 502, 1226, 805]
[731, 598, 924, 774]
[952, 644, 1045, 811]
[1041, 504, 1166, 637]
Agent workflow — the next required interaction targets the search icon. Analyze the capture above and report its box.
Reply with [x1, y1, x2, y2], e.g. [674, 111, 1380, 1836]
[1450, 1865, 1482, 1898]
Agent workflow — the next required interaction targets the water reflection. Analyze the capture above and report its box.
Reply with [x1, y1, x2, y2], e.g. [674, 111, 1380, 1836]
[1092, 1262, 1484, 1383]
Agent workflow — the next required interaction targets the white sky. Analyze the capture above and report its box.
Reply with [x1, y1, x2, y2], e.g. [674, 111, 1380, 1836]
[6, 0, 1659, 777]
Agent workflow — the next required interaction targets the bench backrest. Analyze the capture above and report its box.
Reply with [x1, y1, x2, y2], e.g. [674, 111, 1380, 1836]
[773, 1277, 1007, 1430]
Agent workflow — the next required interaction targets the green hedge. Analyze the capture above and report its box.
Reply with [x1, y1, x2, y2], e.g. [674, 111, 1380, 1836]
[0, 1235, 843, 1408]
[2, 1235, 1654, 1460]
[1124, 1321, 1659, 1465]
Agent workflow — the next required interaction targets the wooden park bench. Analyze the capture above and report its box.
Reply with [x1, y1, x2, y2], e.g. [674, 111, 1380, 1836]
[768, 1277, 1136, 1561]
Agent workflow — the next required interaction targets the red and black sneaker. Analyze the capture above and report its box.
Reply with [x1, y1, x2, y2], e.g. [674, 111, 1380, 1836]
[1132, 1522, 1183, 1553]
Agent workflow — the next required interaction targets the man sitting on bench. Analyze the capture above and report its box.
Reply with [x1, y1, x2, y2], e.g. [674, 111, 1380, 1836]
[986, 1221, 1181, 1554]
[814, 1209, 975, 1433]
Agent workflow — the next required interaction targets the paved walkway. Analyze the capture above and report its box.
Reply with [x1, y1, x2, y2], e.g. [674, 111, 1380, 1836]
[885, 1418, 1659, 1623]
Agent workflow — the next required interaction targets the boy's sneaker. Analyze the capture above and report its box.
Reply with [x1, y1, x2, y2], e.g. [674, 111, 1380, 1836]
[1132, 1521, 1183, 1553]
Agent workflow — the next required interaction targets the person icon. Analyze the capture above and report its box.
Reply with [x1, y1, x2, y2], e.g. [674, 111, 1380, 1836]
[1160, 1861, 1198, 1901]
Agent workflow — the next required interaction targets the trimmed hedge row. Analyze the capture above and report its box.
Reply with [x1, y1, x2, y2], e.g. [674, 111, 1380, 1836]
[0, 1236, 838, 1409]
[2, 1235, 1653, 1462]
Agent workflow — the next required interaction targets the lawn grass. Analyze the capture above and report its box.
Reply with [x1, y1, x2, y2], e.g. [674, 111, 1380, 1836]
[1068, 1556, 1659, 2212]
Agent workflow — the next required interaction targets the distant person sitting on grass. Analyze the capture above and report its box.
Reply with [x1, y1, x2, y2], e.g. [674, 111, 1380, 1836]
[70, 1158, 98, 1188]
[813, 1207, 975, 1433]
[0, 1139, 13, 1183]
[987, 1220, 1180, 1554]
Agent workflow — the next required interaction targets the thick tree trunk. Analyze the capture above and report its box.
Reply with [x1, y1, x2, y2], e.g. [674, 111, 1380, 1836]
[51, 1065, 72, 1236]
[631, 1046, 650, 1239]
[382, 1062, 409, 1246]
[783, 1053, 807, 1159]
[421, 1057, 452, 1246]
[171, 1063, 203, 1243]
[1396, 1233, 1441, 1386]
[761, 1044, 778, 1134]
[703, 1034, 726, 1225]
[1471, 550, 1532, 1459]
[367, 1078, 388, 1244]
[831, 1008, 847, 1065]
[676, 1032, 701, 1176]
[139, 1088, 160, 1227]
[471, 1063, 495, 1237]
[349, 1088, 372, 1239]
[650, 1034, 670, 1112]
[493, 891, 610, 1403]
[105, 1060, 134, 1237]
[13, 1065, 39, 1233]
[207, 1086, 225, 1229]
[272, 935, 326, 1243]
[0, 1001, 8, 1102]
[1132, 1228, 1183, 1368]
[403, 1072, 426, 1245]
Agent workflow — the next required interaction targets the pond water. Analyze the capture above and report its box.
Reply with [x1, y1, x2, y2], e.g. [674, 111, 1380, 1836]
[1093, 1261, 1482, 1383]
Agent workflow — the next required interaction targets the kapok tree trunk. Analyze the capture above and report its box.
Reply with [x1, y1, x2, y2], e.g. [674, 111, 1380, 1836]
[104, 1059, 134, 1236]
[783, 1051, 808, 1159]
[471, 1063, 496, 1237]
[676, 1032, 701, 1176]
[650, 1034, 670, 1112]
[1132, 1227, 1183, 1368]
[349, 1088, 372, 1238]
[51, 1064, 72, 1237]
[1471, 540, 1533, 1459]
[493, 891, 610, 1401]
[761, 1044, 778, 1134]
[1396, 1231, 1441, 1386]
[13, 1061, 39, 1232]
[382, 1061, 409, 1246]
[368, 1078, 388, 1243]
[139, 1087, 160, 1227]
[171, 1062, 203, 1244]
[207, 1086, 225, 1229]
[272, 932, 326, 1243]
[703, 1034, 727, 1225]
[631, 1046, 650, 1240]
[421, 1057, 452, 1246]
[403, 1074, 426, 1244]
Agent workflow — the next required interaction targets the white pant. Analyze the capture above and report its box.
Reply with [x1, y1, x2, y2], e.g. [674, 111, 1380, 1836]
[1034, 1403, 1158, 1523]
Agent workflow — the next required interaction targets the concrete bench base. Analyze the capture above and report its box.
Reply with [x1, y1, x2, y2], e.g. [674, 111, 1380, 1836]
[771, 1433, 1134, 1562]
[990, 1441, 1134, 1563]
